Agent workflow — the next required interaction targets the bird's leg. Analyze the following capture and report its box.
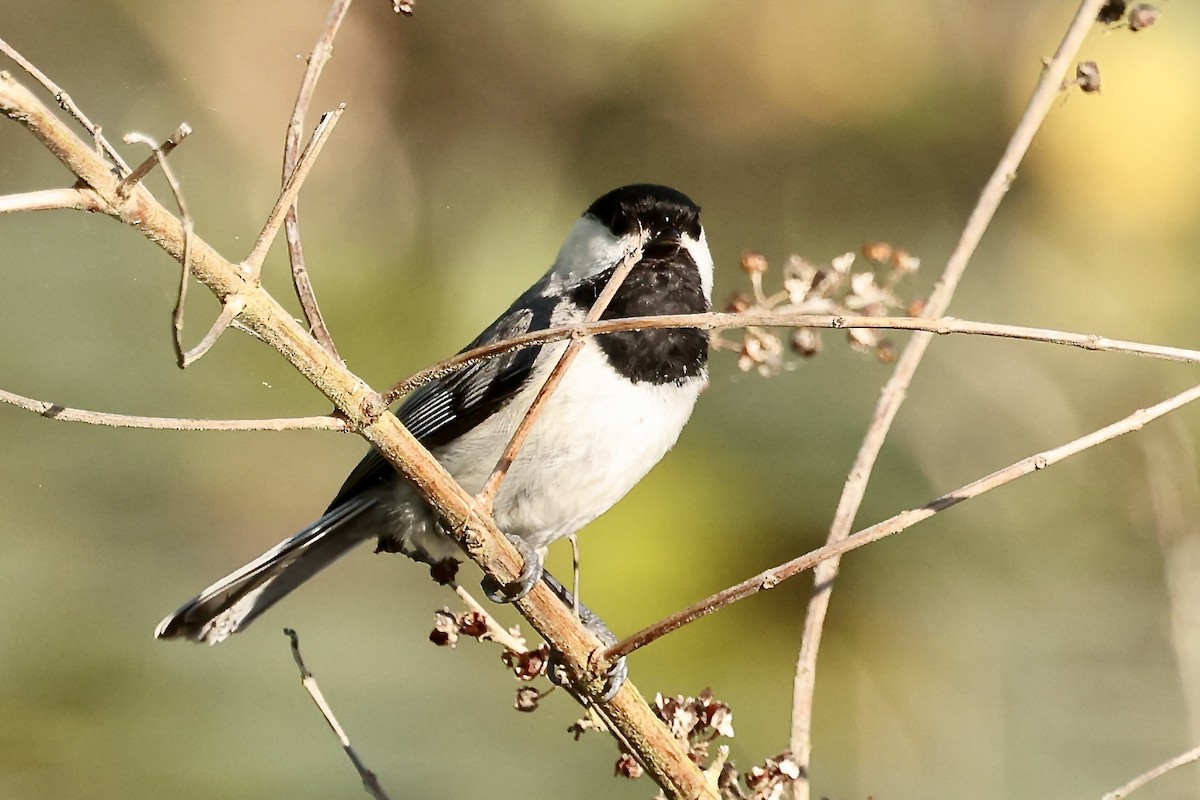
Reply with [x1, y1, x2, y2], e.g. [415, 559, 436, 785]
[541, 570, 628, 700]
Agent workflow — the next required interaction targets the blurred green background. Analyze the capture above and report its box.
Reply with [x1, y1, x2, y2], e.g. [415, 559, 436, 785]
[3, 1, 1200, 798]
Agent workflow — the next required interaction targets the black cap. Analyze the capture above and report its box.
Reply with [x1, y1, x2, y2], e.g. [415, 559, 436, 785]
[585, 184, 701, 241]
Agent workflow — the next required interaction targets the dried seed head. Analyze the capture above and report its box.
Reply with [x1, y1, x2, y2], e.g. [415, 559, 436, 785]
[791, 328, 822, 358]
[741, 252, 769, 275]
[907, 298, 927, 317]
[891, 248, 920, 273]
[862, 241, 893, 264]
[847, 327, 878, 353]
[724, 292, 753, 313]
[876, 338, 897, 364]
[1097, 0, 1127, 23]
[615, 753, 644, 779]
[1129, 3, 1160, 30]
[430, 608, 459, 648]
[737, 330, 785, 376]
[501, 644, 549, 681]
[457, 611, 489, 639]
[514, 686, 541, 712]
[830, 252, 856, 274]
[1076, 61, 1102, 93]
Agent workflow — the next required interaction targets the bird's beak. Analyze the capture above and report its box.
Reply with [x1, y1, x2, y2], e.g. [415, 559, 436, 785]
[642, 229, 682, 260]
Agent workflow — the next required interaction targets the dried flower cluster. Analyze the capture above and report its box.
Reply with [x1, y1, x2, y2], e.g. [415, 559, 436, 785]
[1097, 0, 1160, 31]
[720, 243, 920, 375]
[719, 752, 804, 800]
[429, 607, 495, 647]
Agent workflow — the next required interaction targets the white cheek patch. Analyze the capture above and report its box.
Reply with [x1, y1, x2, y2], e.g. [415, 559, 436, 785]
[681, 229, 715, 303]
[549, 217, 631, 285]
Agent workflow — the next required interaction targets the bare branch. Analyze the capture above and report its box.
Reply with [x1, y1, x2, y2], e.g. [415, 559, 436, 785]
[788, 2, 1110, 792]
[476, 234, 646, 510]
[381, 311, 1200, 407]
[285, 629, 394, 800]
[606, 379, 1200, 661]
[0, 36, 130, 175]
[0, 386, 348, 431]
[0, 186, 102, 213]
[281, 0, 356, 359]
[245, 106, 346, 276]
[1102, 744, 1200, 800]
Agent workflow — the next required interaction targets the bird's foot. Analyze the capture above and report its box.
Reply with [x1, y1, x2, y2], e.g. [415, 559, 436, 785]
[480, 534, 544, 603]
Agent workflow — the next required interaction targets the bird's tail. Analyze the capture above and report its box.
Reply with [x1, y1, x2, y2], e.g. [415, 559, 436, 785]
[155, 496, 377, 645]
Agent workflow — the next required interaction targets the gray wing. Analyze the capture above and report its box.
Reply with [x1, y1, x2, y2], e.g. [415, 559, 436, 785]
[326, 286, 559, 510]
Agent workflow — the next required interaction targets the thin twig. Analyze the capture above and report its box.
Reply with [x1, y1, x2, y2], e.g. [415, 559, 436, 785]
[244, 106, 345, 276]
[178, 295, 246, 367]
[123, 130, 202, 369]
[451, 583, 529, 652]
[380, 311, 1200, 407]
[788, 2, 1109, 794]
[1102, 744, 1200, 800]
[0, 186, 103, 213]
[284, 629, 394, 800]
[281, 0, 354, 359]
[476, 235, 646, 509]
[0, 386, 348, 431]
[116, 123, 191, 196]
[0, 36, 130, 175]
[605, 379, 1200, 661]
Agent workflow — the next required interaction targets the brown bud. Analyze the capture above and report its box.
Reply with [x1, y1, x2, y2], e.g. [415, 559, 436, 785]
[1097, 0, 1127, 23]
[457, 611, 489, 639]
[1076, 61, 1102, 93]
[502, 644, 549, 681]
[1129, 4, 1160, 30]
[862, 241, 893, 264]
[741, 252, 768, 275]
[876, 339, 897, 364]
[907, 298, 927, 317]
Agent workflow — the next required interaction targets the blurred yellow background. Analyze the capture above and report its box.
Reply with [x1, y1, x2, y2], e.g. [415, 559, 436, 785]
[2, 1, 1200, 798]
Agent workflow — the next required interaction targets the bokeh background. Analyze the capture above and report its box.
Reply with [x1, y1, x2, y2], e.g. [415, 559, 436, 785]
[3, 1, 1200, 798]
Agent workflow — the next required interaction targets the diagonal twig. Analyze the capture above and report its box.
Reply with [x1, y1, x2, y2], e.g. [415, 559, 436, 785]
[606, 379, 1200, 661]
[117, 123, 191, 196]
[244, 106, 345, 276]
[0, 36, 130, 175]
[787, 2, 1110, 793]
[476, 234, 646, 510]
[280, 0, 356, 359]
[284, 629, 394, 800]
[1102, 744, 1200, 800]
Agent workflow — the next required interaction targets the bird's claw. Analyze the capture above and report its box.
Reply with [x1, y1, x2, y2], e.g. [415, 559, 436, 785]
[480, 534, 544, 603]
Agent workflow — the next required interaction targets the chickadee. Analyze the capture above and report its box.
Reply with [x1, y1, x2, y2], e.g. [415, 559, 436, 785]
[156, 184, 714, 655]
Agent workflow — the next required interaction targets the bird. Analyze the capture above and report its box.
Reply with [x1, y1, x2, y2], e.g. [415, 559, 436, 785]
[155, 184, 714, 666]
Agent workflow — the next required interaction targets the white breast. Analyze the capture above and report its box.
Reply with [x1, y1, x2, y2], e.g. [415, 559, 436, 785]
[433, 338, 704, 550]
